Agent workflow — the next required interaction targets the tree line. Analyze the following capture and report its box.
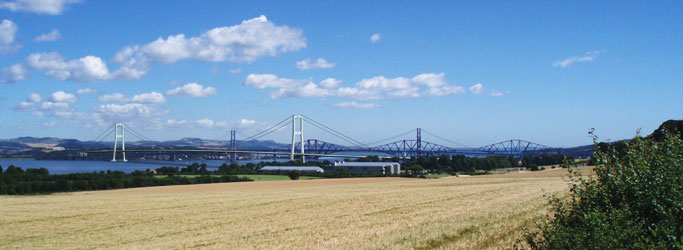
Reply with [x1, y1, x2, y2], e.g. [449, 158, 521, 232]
[0, 165, 251, 195]
[354, 153, 572, 174]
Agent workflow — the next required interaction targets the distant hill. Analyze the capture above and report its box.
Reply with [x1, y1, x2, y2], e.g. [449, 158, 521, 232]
[0, 136, 286, 151]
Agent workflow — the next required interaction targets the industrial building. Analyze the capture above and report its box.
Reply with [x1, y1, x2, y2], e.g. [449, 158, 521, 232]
[324, 161, 401, 175]
[260, 166, 325, 173]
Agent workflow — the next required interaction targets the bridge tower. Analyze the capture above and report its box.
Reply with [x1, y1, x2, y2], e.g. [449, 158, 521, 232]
[111, 123, 127, 162]
[290, 115, 305, 163]
[416, 128, 422, 157]
[230, 130, 236, 161]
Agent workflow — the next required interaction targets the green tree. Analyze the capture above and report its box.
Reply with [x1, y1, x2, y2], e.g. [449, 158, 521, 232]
[524, 131, 683, 249]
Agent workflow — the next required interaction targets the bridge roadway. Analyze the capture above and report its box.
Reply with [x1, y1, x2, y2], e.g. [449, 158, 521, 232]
[83, 149, 373, 159]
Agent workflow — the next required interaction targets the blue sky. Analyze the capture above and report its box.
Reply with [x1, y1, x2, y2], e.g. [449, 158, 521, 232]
[0, 0, 681, 147]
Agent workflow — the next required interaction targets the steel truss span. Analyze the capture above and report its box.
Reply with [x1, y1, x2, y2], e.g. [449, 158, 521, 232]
[284, 138, 552, 158]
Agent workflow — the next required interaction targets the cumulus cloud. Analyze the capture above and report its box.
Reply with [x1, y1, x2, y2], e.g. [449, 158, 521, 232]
[553, 50, 605, 68]
[5, 16, 304, 83]
[332, 101, 379, 109]
[0, 19, 20, 54]
[34, 29, 61, 42]
[196, 118, 215, 128]
[0, 0, 82, 15]
[296, 58, 335, 70]
[166, 83, 217, 97]
[111, 15, 305, 79]
[244, 73, 467, 100]
[50, 91, 77, 103]
[1, 63, 28, 83]
[98, 93, 128, 102]
[76, 88, 97, 94]
[91, 103, 168, 124]
[130, 91, 165, 104]
[165, 119, 188, 127]
[469, 83, 483, 94]
[490, 91, 504, 97]
[14, 91, 74, 115]
[25, 52, 111, 82]
[243, 74, 335, 99]
[370, 33, 381, 43]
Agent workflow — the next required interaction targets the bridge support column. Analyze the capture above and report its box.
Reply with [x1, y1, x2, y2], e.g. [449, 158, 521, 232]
[290, 115, 304, 163]
[112, 123, 127, 162]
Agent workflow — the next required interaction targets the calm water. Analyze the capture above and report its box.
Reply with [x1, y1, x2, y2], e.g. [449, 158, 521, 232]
[0, 159, 290, 174]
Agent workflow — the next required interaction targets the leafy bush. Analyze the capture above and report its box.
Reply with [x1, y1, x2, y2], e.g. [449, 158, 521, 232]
[524, 132, 683, 249]
[287, 170, 300, 180]
[527, 164, 539, 171]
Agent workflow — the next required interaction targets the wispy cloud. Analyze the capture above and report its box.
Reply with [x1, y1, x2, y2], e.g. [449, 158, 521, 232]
[553, 50, 605, 68]
[0, 0, 82, 15]
[332, 101, 379, 109]
[34, 29, 62, 42]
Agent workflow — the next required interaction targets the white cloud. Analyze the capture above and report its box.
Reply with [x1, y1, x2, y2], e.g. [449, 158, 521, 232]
[244, 73, 467, 100]
[243, 74, 334, 99]
[6, 16, 304, 83]
[469, 83, 483, 94]
[15, 101, 34, 111]
[296, 58, 335, 70]
[196, 118, 214, 128]
[229, 68, 242, 74]
[196, 118, 229, 128]
[319, 78, 341, 88]
[130, 91, 165, 104]
[27, 93, 41, 103]
[0, 0, 82, 15]
[238, 119, 258, 128]
[332, 101, 379, 109]
[1, 63, 28, 83]
[347, 73, 464, 99]
[0, 19, 20, 54]
[166, 83, 217, 97]
[25, 52, 111, 82]
[98, 93, 128, 102]
[34, 29, 61, 42]
[50, 91, 77, 103]
[76, 88, 97, 94]
[553, 50, 605, 68]
[490, 91, 504, 97]
[370, 33, 381, 43]
[111, 15, 305, 79]
[165, 119, 188, 127]
[42, 121, 56, 127]
[92, 103, 168, 124]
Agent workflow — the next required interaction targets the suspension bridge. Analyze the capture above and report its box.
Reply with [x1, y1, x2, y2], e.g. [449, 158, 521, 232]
[83, 115, 553, 162]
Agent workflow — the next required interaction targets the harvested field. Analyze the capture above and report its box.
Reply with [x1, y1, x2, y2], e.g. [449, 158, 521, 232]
[0, 167, 594, 249]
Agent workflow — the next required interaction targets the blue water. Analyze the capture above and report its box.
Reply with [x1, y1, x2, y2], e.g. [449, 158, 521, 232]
[0, 159, 289, 174]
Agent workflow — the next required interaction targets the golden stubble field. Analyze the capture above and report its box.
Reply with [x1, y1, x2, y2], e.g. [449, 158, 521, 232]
[0, 167, 593, 249]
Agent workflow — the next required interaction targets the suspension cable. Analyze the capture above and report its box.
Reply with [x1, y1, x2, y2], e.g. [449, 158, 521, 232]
[89, 124, 115, 144]
[302, 115, 370, 149]
[421, 129, 472, 148]
[125, 125, 155, 142]
[363, 129, 415, 146]
[304, 120, 367, 149]
[234, 116, 290, 144]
